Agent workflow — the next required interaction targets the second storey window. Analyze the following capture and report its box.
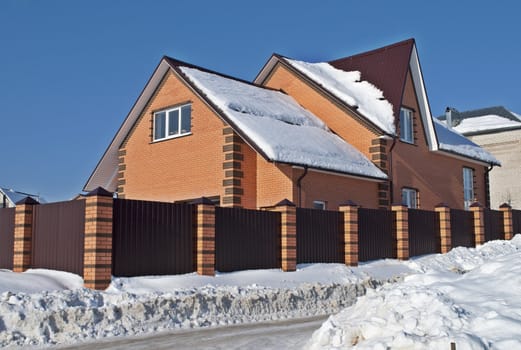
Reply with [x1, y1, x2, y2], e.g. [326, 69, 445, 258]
[153, 104, 192, 141]
[399, 107, 414, 144]
[463, 167, 474, 210]
[401, 188, 418, 208]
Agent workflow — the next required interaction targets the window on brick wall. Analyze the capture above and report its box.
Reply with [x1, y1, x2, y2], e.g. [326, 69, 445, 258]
[153, 103, 192, 141]
[399, 107, 414, 144]
[463, 167, 475, 210]
[313, 200, 327, 210]
[401, 188, 418, 208]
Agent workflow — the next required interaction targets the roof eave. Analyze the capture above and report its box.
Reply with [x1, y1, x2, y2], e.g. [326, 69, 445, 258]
[434, 149, 499, 167]
[287, 163, 387, 182]
[461, 125, 521, 137]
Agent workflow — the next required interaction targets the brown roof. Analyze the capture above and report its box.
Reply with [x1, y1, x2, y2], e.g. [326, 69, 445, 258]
[329, 38, 415, 119]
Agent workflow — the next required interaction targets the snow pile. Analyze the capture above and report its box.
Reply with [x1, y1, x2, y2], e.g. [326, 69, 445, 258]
[307, 236, 521, 349]
[433, 118, 500, 165]
[0, 269, 83, 294]
[452, 114, 521, 134]
[285, 59, 395, 135]
[179, 67, 387, 179]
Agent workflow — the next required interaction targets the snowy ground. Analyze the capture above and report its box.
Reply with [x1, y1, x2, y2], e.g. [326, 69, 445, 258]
[1, 236, 520, 348]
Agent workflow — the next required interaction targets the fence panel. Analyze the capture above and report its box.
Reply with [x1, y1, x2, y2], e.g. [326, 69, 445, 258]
[358, 208, 395, 261]
[296, 208, 343, 264]
[215, 207, 280, 272]
[112, 199, 195, 277]
[0, 208, 15, 269]
[513, 210, 521, 235]
[450, 209, 474, 248]
[32, 200, 85, 276]
[484, 209, 504, 242]
[408, 209, 440, 257]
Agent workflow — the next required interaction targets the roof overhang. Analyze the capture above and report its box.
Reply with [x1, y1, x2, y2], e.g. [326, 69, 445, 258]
[433, 149, 494, 167]
[290, 165, 387, 182]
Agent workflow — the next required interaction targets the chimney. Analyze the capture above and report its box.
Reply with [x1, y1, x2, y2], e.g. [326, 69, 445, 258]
[445, 107, 453, 129]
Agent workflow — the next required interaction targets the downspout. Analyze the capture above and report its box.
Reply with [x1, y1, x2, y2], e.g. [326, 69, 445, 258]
[485, 165, 494, 208]
[297, 166, 309, 208]
[388, 136, 398, 205]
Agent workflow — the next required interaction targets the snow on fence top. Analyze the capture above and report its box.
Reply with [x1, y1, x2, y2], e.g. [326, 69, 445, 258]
[285, 58, 395, 135]
[452, 114, 521, 134]
[433, 119, 500, 165]
[179, 66, 388, 179]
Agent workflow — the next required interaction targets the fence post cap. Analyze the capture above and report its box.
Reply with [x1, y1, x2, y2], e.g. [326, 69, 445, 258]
[499, 203, 512, 209]
[469, 202, 483, 208]
[190, 197, 215, 205]
[86, 187, 113, 197]
[339, 200, 358, 207]
[15, 196, 39, 205]
[275, 199, 296, 207]
[435, 202, 450, 208]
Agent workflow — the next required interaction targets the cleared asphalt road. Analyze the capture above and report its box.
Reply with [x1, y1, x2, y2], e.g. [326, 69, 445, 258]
[54, 316, 328, 350]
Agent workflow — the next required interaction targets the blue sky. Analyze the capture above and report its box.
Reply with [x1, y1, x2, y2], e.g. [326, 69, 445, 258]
[1, 0, 520, 202]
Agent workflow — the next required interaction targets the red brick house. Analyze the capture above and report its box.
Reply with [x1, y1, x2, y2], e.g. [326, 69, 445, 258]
[255, 39, 499, 209]
[85, 39, 498, 210]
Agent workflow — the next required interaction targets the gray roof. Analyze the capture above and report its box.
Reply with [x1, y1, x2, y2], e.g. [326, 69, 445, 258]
[438, 106, 521, 127]
[0, 187, 46, 206]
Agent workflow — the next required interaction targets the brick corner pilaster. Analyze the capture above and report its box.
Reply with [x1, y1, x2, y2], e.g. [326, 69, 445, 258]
[435, 203, 452, 254]
[13, 197, 39, 272]
[270, 199, 297, 272]
[83, 187, 113, 290]
[499, 203, 513, 240]
[339, 201, 359, 267]
[470, 202, 485, 246]
[392, 204, 409, 260]
[193, 197, 216, 276]
[222, 126, 244, 208]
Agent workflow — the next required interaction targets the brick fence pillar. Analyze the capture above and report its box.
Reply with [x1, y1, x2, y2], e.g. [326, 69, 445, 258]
[193, 197, 215, 276]
[500, 203, 514, 240]
[392, 204, 409, 260]
[83, 187, 113, 290]
[272, 199, 297, 272]
[435, 203, 452, 254]
[470, 202, 485, 246]
[13, 197, 39, 272]
[339, 201, 359, 266]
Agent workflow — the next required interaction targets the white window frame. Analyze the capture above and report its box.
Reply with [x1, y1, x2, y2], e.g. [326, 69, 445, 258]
[313, 200, 327, 210]
[399, 107, 414, 144]
[401, 188, 418, 208]
[153, 103, 192, 142]
[463, 167, 475, 210]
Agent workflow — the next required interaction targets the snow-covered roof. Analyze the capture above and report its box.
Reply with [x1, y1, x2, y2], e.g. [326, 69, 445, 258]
[0, 187, 46, 206]
[178, 66, 387, 180]
[452, 114, 521, 134]
[433, 119, 500, 166]
[283, 59, 395, 135]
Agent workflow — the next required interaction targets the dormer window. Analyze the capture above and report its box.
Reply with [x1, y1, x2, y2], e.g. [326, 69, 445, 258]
[399, 107, 414, 144]
[153, 103, 192, 141]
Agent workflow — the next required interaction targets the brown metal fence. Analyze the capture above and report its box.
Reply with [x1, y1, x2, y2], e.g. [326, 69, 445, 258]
[0, 208, 15, 269]
[484, 209, 504, 242]
[296, 208, 343, 264]
[358, 208, 395, 261]
[215, 207, 280, 272]
[408, 209, 440, 257]
[450, 209, 474, 248]
[32, 200, 86, 276]
[513, 210, 521, 234]
[112, 199, 195, 277]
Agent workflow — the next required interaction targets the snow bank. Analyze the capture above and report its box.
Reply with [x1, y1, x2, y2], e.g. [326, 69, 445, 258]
[452, 114, 521, 134]
[434, 118, 500, 165]
[307, 236, 521, 349]
[0, 269, 83, 294]
[179, 67, 387, 179]
[285, 59, 395, 135]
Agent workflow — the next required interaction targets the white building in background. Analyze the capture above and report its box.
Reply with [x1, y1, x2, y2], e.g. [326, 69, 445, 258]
[0, 188, 45, 208]
[439, 106, 521, 209]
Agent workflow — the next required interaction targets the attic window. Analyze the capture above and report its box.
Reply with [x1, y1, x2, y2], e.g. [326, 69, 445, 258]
[399, 107, 414, 144]
[153, 104, 192, 141]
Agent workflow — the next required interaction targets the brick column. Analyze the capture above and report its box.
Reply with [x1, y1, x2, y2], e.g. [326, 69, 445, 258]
[339, 201, 359, 266]
[392, 204, 409, 260]
[193, 197, 215, 276]
[435, 203, 452, 254]
[500, 203, 514, 240]
[272, 199, 297, 272]
[13, 197, 39, 272]
[83, 187, 113, 290]
[470, 202, 485, 246]
[222, 127, 244, 207]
